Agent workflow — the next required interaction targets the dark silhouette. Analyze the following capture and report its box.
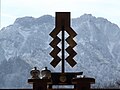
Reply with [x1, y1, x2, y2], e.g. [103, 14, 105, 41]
[28, 12, 95, 90]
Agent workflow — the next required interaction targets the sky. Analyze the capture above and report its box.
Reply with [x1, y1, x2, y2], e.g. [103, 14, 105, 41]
[0, 0, 120, 29]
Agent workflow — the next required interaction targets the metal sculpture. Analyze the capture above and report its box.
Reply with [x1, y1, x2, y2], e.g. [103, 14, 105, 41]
[28, 12, 95, 90]
[49, 12, 77, 73]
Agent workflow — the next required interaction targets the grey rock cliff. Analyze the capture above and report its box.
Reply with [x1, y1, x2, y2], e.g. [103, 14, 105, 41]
[0, 14, 120, 88]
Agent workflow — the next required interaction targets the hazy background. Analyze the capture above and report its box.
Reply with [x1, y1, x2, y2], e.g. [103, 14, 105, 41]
[1, 0, 120, 29]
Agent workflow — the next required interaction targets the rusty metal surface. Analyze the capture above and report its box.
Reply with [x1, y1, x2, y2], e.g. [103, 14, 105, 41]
[66, 36, 77, 48]
[50, 57, 61, 68]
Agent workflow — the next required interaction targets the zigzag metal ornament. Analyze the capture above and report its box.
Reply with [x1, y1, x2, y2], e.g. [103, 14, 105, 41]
[49, 12, 77, 73]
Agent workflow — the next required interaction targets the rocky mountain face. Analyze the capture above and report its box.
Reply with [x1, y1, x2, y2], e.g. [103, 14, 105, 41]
[0, 14, 120, 88]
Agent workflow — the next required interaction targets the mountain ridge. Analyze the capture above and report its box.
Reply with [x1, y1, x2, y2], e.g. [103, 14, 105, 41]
[0, 14, 120, 88]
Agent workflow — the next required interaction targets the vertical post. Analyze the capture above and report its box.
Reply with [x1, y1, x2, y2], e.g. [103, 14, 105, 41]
[62, 26, 65, 73]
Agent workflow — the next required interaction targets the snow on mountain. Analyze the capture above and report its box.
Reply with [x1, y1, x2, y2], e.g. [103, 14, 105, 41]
[0, 14, 120, 88]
